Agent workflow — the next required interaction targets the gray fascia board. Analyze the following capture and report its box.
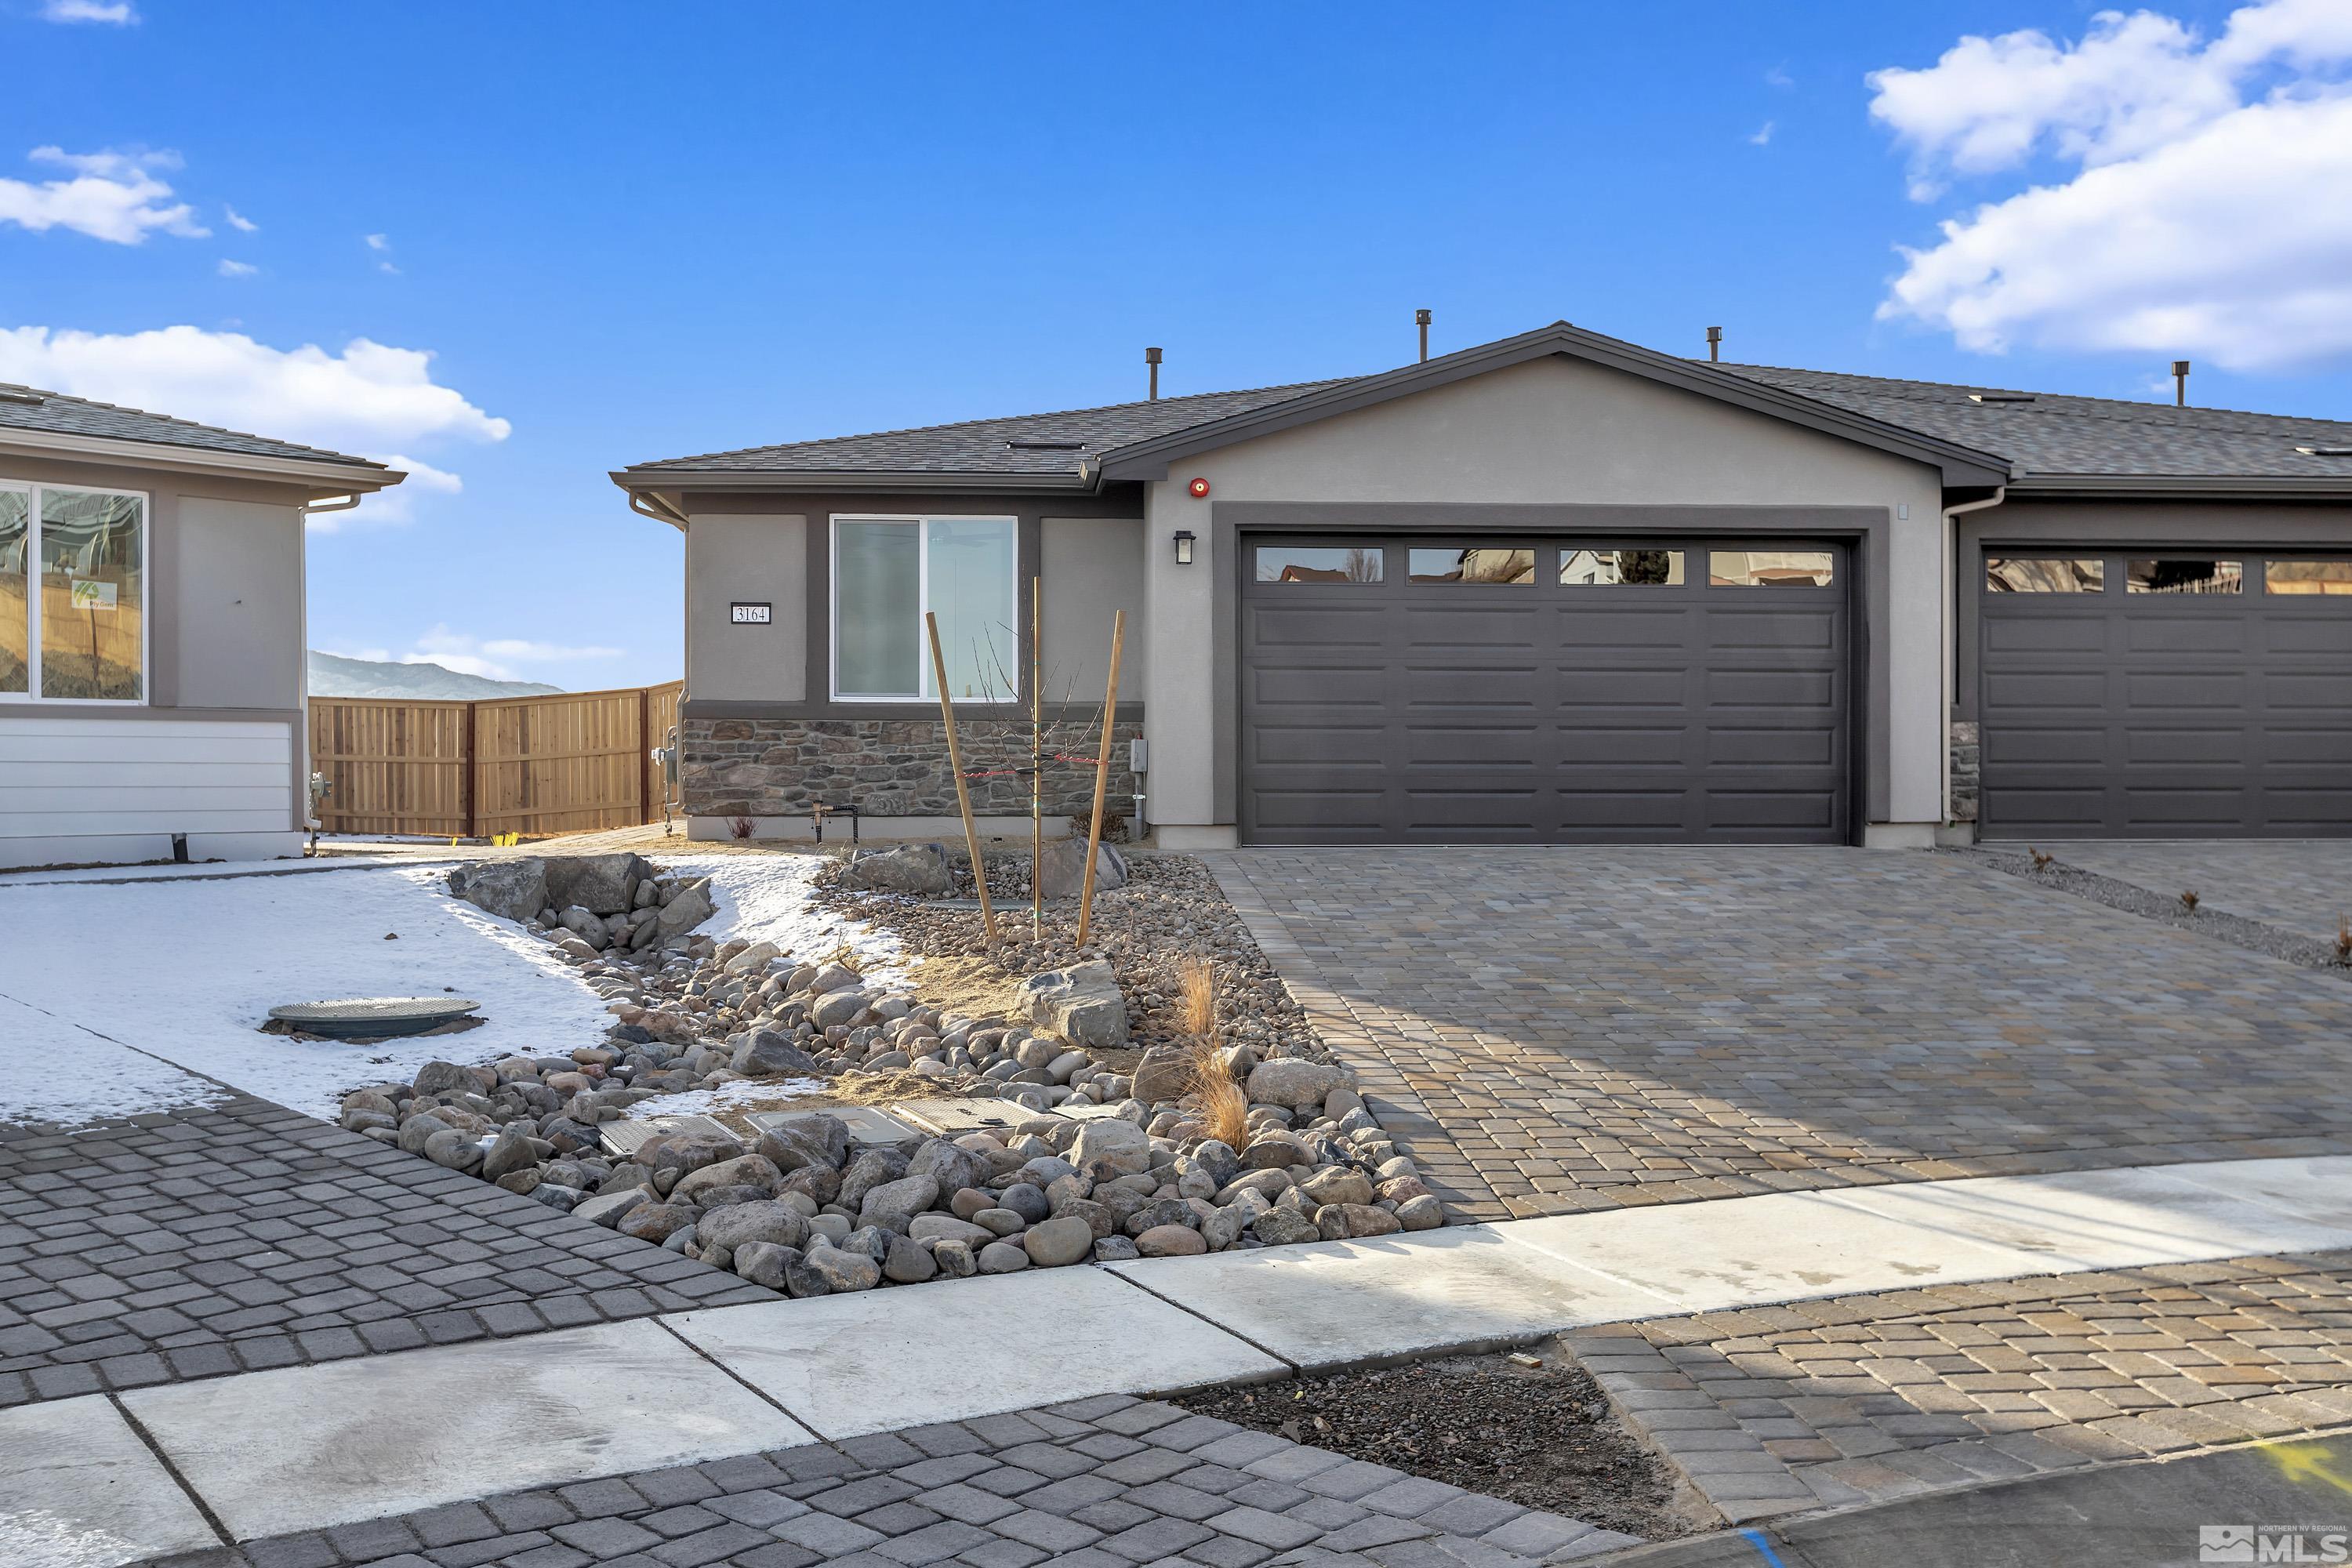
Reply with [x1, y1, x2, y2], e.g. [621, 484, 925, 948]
[1094, 322, 2013, 489]
[0, 424, 398, 490]
[2005, 472, 2352, 499]
[609, 466, 1098, 495]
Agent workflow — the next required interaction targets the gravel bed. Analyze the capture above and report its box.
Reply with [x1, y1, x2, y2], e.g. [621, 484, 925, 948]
[817, 848, 1329, 1063]
[1178, 1348, 1701, 1541]
[1952, 847, 2352, 977]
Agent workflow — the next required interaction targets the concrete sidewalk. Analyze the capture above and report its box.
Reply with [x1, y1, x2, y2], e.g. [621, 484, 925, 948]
[13, 1153, 2352, 1565]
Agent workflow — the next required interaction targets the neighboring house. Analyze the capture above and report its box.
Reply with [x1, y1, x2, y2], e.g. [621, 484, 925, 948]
[612, 321, 2352, 848]
[0, 386, 400, 868]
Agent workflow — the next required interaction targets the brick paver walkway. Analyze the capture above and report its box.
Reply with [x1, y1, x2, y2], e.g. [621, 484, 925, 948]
[0, 1094, 770, 1407]
[1566, 1251, 2352, 1524]
[1211, 848, 2352, 1221]
[218, 1393, 1638, 1568]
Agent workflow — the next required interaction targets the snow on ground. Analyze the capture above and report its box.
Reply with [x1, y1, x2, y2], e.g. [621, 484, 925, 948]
[0, 992, 227, 1129]
[623, 1075, 831, 1120]
[0, 863, 605, 1122]
[677, 854, 906, 982]
[0, 851, 889, 1127]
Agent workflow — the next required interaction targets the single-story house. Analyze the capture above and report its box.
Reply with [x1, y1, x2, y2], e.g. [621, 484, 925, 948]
[612, 321, 2352, 848]
[0, 384, 400, 869]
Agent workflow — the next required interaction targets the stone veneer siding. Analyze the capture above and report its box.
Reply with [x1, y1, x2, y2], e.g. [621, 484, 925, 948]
[683, 716, 1143, 821]
[1949, 718, 1980, 824]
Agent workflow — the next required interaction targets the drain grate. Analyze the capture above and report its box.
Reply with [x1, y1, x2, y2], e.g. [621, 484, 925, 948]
[267, 996, 481, 1040]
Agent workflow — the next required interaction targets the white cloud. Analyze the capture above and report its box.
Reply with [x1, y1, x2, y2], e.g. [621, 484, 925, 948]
[216, 258, 256, 278]
[1870, 1, 2352, 368]
[405, 626, 622, 682]
[364, 233, 390, 250]
[1749, 121, 1776, 146]
[307, 455, 462, 533]
[1765, 65, 1795, 89]
[0, 146, 205, 244]
[223, 204, 256, 233]
[39, 0, 137, 23]
[0, 324, 510, 450]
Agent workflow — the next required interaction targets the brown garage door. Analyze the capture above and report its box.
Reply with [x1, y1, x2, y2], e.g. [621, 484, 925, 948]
[1238, 537, 1853, 844]
[1980, 550, 2352, 837]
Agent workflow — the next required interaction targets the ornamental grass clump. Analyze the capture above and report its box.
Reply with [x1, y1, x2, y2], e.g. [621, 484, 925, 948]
[1177, 954, 1250, 1149]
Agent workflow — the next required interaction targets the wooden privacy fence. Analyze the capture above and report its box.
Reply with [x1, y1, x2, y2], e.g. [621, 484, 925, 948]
[309, 681, 683, 838]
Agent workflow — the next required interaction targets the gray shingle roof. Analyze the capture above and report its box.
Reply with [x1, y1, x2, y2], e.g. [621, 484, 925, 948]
[617, 336, 2352, 490]
[622, 379, 1349, 477]
[0, 382, 387, 471]
[1710, 362, 2352, 481]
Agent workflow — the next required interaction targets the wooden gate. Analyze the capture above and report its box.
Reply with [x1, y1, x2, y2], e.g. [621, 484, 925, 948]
[308, 681, 684, 837]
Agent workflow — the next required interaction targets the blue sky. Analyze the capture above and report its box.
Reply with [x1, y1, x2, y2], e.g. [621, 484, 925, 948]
[5, 0, 2349, 689]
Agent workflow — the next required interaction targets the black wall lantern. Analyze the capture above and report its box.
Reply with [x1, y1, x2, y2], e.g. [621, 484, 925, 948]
[1173, 529, 1196, 565]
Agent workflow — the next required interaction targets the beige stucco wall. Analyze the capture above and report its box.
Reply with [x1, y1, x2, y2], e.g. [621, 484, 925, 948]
[1041, 517, 1146, 705]
[686, 512, 807, 702]
[1141, 353, 1949, 833]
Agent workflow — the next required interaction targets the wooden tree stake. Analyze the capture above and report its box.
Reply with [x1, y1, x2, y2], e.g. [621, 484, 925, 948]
[926, 612, 998, 943]
[1076, 610, 1126, 947]
[1031, 577, 1044, 937]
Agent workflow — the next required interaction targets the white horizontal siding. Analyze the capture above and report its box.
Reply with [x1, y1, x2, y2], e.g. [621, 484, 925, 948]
[0, 715, 294, 850]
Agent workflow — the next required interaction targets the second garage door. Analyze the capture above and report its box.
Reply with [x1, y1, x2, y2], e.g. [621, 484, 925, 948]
[1239, 537, 1853, 844]
[1980, 550, 2352, 837]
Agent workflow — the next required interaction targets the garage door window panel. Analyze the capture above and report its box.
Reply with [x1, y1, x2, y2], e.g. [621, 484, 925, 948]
[1988, 557, 2104, 593]
[1407, 546, 1534, 583]
[2127, 558, 2241, 594]
[1711, 550, 1835, 588]
[1560, 548, 1685, 586]
[2266, 559, 2352, 596]
[1256, 546, 1384, 583]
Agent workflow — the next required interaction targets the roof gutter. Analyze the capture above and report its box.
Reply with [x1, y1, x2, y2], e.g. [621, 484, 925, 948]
[2005, 473, 2352, 499]
[0, 424, 397, 492]
[610, 466, 1102, 496]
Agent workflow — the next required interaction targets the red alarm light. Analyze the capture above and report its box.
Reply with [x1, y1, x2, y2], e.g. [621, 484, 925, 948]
[1187, 477, 1210, 499]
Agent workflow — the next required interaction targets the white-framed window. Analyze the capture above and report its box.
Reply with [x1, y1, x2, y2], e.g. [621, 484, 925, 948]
[0, 480, 149, 704]
[830, 514, 1018, 702]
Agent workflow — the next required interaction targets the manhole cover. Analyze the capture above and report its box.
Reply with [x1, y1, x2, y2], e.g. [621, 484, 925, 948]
[267, 996, 481, 1040]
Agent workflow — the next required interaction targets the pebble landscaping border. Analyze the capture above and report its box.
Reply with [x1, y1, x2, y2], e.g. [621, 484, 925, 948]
[357, 850, 1446, 1309]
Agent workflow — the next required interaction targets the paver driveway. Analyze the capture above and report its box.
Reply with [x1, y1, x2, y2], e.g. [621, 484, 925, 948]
[1210, 848, 2352, 1222]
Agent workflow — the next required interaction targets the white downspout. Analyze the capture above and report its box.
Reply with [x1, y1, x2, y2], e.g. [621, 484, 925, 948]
[1942, 485, 2009, 837]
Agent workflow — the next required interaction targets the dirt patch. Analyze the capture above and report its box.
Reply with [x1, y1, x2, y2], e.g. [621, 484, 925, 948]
[1177, 1348, 1711, 1542]
[905, 953, 1033, 1024]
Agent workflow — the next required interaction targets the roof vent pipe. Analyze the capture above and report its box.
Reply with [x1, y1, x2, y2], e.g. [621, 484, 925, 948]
[1707, 326, 1722, 362]
[2173, 359, 2190, 407]
[1145, 347, 1162, 401]
[1415, 309, 1432, 363]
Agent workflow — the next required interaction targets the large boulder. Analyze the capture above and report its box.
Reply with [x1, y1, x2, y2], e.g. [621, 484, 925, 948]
[671, 1153, 781, 1206]
[809, 989, 868, 1030]
[843, 844, 953, 895]
[448, 858, 549, 924]
[1129, 1047, 1195, 1105]
[858, 1173, 941, 1226]
[1245, 1058, 1346, 1112]
[696, 1200, 809, 1258]
[655, 878, 717, 937]
[1036, 838, 1127, 901]
[1069, 1118, 1152, 1179]
[543, 852, 650, 916]
[908, 1138, 991, 1196]
[757, 1115, 850, 1173]
[1015, 960, 1129, 1049]
[731, 1032, 822, 1078]
[837, 1147, 910, 1213]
